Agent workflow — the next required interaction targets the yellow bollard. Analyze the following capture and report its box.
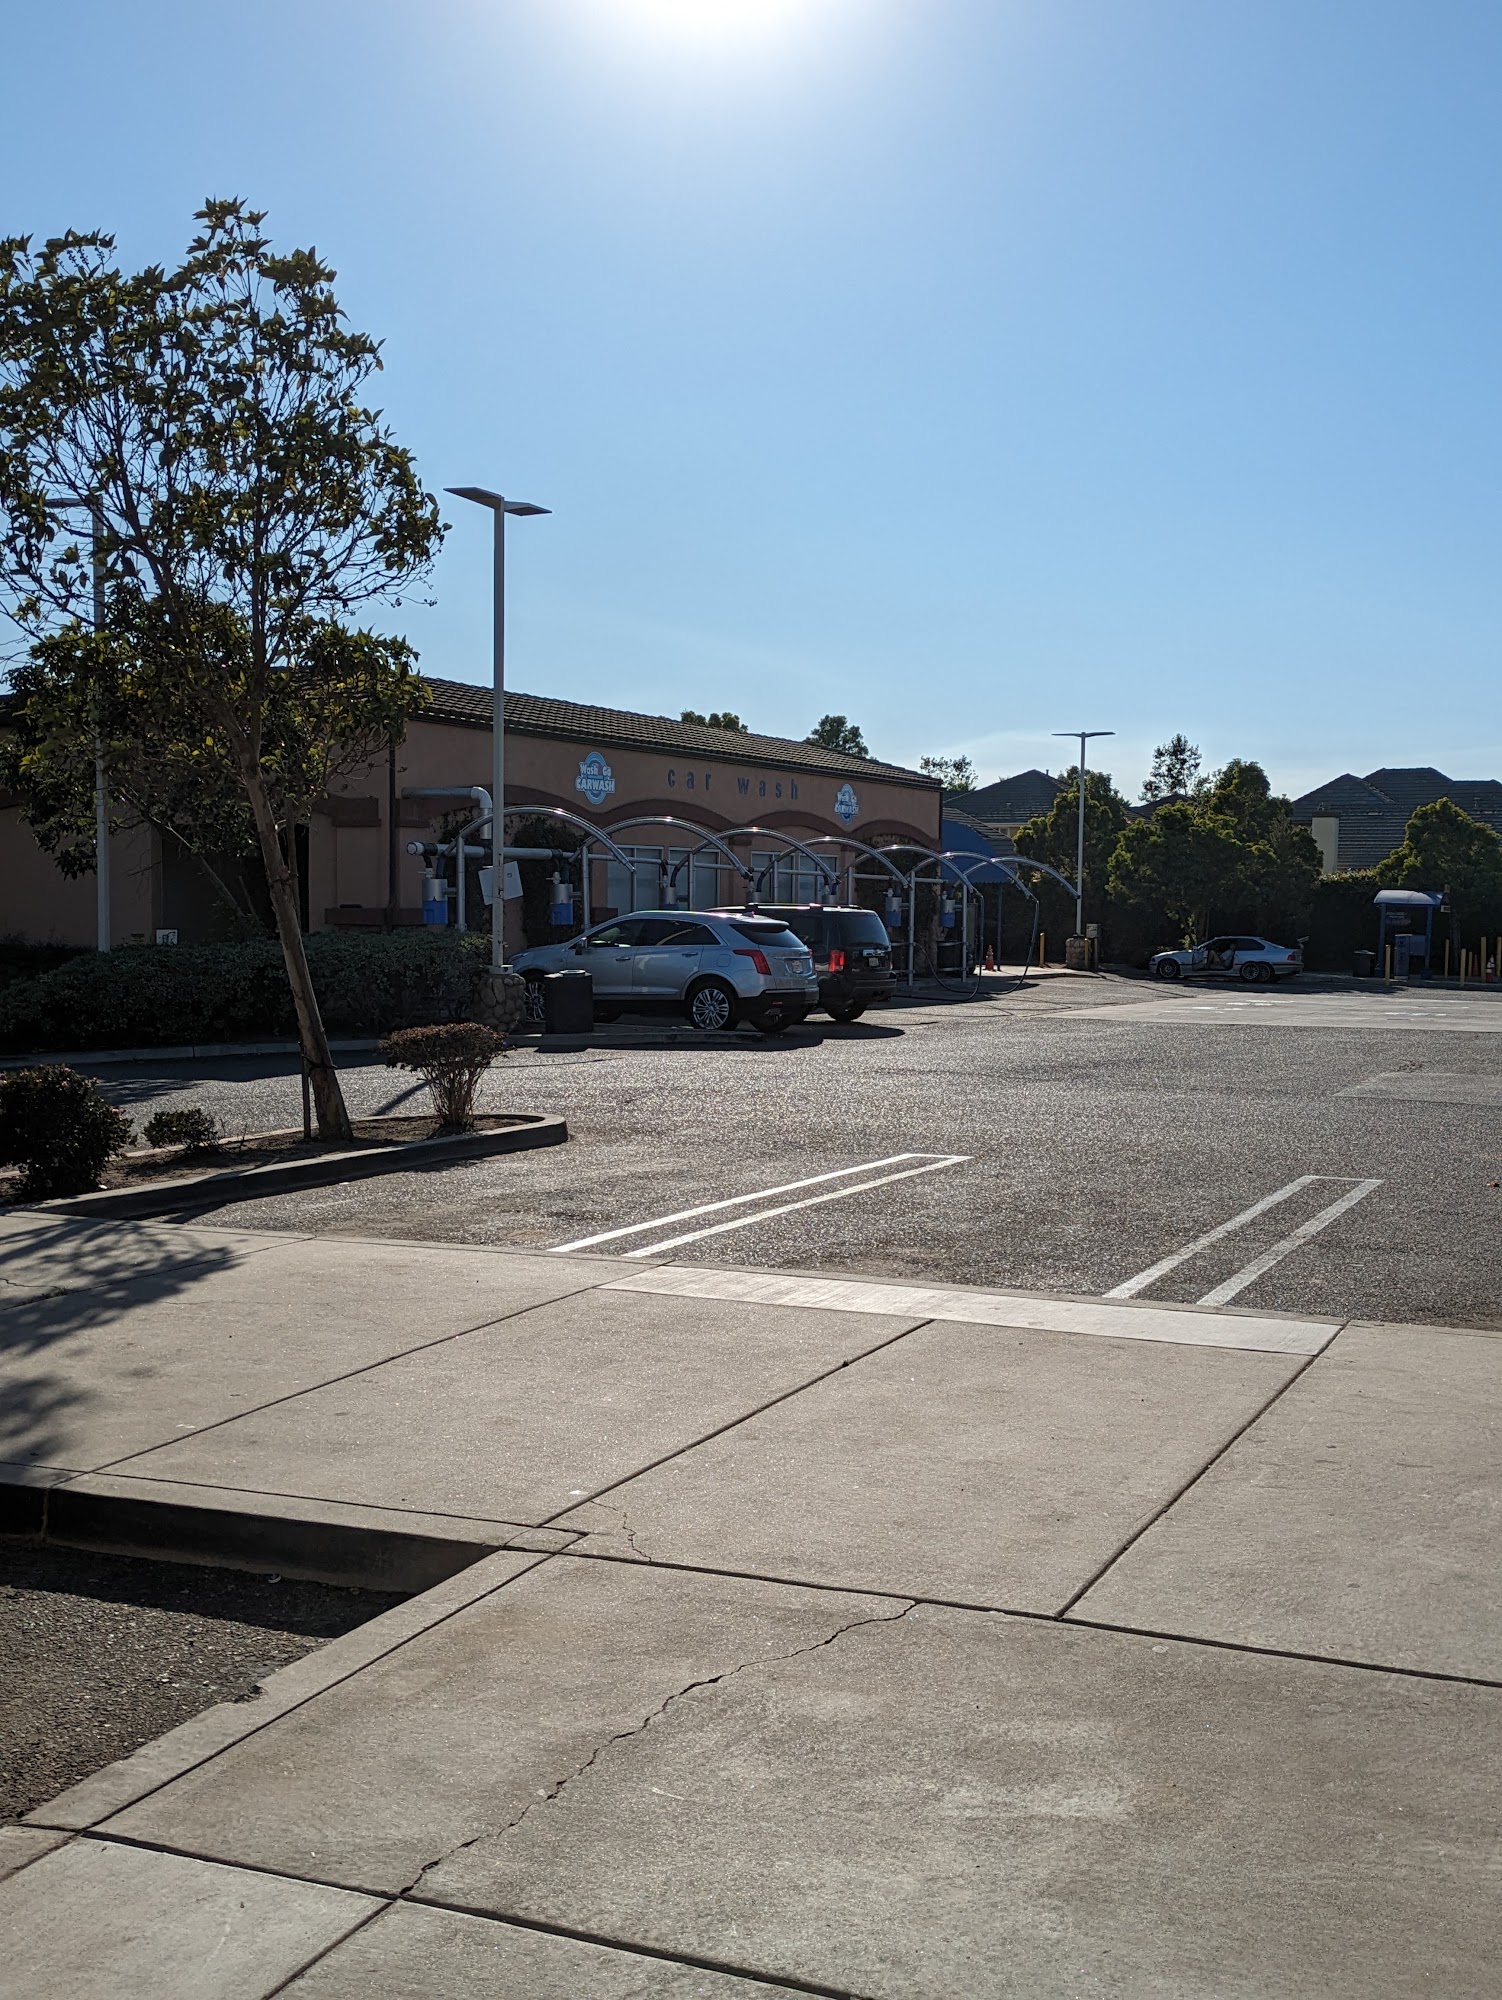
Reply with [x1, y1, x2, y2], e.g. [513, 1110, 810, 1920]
[1444, 939, 1451, 978]
[1039, 931, 1046, 967]
[1385, 943, 1393, 982]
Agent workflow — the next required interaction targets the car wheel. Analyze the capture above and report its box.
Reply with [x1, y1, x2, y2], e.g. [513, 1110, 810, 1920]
[1154, 959, 1182, 980]
[829, 1003, 866, 1023]
[1239, 962, 1260, 982]
[522, 976, 546, 1024]
[687, 979, 738, 1032]
[1257, 962, 1277, 983]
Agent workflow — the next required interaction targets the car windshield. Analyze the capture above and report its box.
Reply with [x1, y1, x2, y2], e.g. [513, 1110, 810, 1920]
[730, 919, 805, 950]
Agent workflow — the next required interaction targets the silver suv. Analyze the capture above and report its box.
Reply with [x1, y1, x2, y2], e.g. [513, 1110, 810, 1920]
[514, 911, 817, 1033]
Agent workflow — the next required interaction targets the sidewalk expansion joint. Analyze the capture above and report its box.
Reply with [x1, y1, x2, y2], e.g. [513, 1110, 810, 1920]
[88, 1279, 622, 1479]
[397, 1600, 917, 1902]
[1050, 1331, 1345, 1618]
[536, 1317, 935, 1528]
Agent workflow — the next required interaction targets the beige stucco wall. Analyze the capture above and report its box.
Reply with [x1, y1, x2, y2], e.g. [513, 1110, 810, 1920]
[319, 718, 942, 939]
[1, 807, 157, 948]
[1, 713, 941, 946]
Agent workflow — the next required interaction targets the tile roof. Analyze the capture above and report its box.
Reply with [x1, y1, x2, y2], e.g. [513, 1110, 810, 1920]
[416, 679, 938, 789]
[1291, 767, 1502, 871]
[958, 769, 1062, 825]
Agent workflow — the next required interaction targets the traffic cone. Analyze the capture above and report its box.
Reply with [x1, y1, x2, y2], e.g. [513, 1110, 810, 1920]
[984, 945, 995, 970]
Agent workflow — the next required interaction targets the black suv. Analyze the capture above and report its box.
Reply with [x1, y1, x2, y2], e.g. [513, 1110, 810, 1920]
[756, 905, 895, 1022]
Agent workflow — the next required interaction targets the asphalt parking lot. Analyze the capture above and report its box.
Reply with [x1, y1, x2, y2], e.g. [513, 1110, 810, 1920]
[86, 975, 1502, 1329]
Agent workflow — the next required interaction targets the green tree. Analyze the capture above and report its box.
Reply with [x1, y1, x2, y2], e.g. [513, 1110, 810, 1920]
[0, 201, 443, 1138]
[1108, 801, 1253, 945]
[680, 709, 749, 733]
[918, 754, 977, 792]
[805, 714, 868, 758]
[3, 596, 425, 931]
[1141, 733, 1202, 803]
[1014, 768, 1128, 914]
[1377, 797, 1502, 935]
[1203, 759, 1321, 935]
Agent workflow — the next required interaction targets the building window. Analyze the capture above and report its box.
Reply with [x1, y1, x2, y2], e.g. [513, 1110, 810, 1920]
[750, 850, 820, 902]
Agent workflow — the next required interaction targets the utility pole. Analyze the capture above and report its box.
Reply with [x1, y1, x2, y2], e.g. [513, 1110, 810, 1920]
[1052, 730, 1114, 939]
[89, 500, 110, 952]
[446, 488, 549, 972]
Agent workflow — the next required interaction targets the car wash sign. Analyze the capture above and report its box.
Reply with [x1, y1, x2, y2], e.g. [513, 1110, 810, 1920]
[575, 752, 616, 807]
[834, 782, 860, 825]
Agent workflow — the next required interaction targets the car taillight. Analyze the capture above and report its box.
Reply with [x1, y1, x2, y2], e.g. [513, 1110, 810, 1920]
[735, 947, 771, 975]
[828, 947, 846, 973]
[1286, 952, 1298, 961]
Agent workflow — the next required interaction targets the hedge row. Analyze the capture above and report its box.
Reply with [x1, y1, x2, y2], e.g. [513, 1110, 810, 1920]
[0, 931, 492, 1054]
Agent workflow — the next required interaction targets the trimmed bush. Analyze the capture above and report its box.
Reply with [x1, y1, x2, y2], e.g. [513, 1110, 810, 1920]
[0, 1066, 133, 1198]
[142, 1107, 221, 1152]
[0, 931, 491, 1055]
[380, 1021, 511, 1131]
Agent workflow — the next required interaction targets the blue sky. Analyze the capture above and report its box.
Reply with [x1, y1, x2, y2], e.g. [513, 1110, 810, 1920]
[5, 0, 1499, 798]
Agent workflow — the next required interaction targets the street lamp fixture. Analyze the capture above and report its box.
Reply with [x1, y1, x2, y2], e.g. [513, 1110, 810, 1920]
[1052, 729, 1114, 941]
[444, 487, 551, 973]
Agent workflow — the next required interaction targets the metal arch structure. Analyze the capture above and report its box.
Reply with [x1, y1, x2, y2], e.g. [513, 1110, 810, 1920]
[481, 805, 641, 936]
[592, 814, 756, 906]
[501, 810, 753, 927]
[998, 853, 1079, 899]
[460, 803, 1069, 966]
[718, 823, 842, 899]
[800, 832, 912, 889]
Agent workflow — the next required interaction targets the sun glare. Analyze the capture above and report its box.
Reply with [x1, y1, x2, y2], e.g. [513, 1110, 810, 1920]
[626, 0, 815, 42]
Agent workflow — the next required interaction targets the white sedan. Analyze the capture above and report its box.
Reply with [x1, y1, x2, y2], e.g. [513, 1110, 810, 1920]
[1150, 935, 1303, 983]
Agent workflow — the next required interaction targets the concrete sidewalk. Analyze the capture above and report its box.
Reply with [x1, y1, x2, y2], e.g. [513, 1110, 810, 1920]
[2, 1212, 1500, 1996]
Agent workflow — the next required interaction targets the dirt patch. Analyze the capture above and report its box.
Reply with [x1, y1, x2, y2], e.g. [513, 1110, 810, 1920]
[0, 1541, 402, 1822]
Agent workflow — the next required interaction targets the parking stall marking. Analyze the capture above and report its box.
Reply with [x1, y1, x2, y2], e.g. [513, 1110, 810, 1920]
[619, 1155, 971, 1258]
[1107, 1175, 1384, 1308]
[548, 1154, 966, 1256]
[1194, 1178, 1384, 1306]
[1104, 1177, 1322, 1300]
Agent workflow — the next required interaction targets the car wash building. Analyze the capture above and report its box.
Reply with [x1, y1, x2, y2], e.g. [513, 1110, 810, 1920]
[0, 680, 943, 949]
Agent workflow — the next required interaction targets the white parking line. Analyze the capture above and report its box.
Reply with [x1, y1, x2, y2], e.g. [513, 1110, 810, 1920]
[548, 1154, 959, 1255]
[1104, 1176, 1322, 1299]
[1195, 1178, 1384, 1306]
[621, 1155, 971, 1257]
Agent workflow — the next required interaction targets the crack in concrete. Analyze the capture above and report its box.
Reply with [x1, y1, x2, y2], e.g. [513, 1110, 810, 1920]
[399, 1599, 916, 1900]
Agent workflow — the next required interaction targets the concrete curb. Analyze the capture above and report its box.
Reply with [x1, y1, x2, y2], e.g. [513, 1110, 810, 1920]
[34, 1112, 568, 1220]
[2, 1467, 579, 1593]
[0, 1037, 382, 1072]
[22, 1544, 556, 1833]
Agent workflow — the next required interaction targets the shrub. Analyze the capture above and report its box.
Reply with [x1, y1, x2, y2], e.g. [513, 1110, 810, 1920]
[0, 934, 86, 991]
[380, 1021, 511, 1131]
[0, 931, 491, 1055]
[0, 1066, 133, 1198]
[142, 1107, 221, 1152]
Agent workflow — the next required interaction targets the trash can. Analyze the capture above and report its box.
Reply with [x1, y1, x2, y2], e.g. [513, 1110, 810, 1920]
[1352, 949, 1376, 978]
[936, 940, 965, 976]
[542, 970, 593, 1034]
[1064, 934, 1098, 971]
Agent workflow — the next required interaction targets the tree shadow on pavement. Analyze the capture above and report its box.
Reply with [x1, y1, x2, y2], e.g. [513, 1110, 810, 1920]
[0, 1216, 240, 1467]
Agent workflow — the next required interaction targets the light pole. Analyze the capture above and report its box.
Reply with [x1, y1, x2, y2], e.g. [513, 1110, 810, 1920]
[1052, 729, 1114, 940]
[445, 487, 550, 972]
